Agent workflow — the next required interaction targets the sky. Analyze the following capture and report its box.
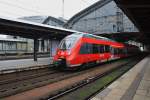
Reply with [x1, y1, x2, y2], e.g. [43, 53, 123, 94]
[0, 0, 99, 19]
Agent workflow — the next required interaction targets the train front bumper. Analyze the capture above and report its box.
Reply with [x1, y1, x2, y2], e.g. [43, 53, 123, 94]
[54, 59, 82, 69]
[54, 59, 66, 67]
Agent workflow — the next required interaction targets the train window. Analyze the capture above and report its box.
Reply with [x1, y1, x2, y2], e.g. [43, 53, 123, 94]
[118, 48, 124, 54]
[80, 43, 88, 54]
[80, 43, 93, 54]
[87, 43, 93, 54]
[114, 48, 116, 54]
[105, 45, 110, 52]
[99, 45, 104, 53]
[114, 48, 118, 54]
[93, 44, 99, 54]
[118, 49, 120, 54]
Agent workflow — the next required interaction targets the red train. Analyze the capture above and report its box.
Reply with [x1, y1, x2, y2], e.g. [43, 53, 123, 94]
[53, 33, 140, 69]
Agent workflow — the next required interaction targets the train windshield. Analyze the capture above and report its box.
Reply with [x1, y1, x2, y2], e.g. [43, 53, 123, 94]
[59, 37, 78, 50]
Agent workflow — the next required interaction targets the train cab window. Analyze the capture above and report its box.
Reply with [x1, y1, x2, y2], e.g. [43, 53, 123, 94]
[59, 37, 77, 50]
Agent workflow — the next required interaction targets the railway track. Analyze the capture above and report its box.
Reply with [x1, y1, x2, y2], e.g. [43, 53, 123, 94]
[0, 64, 91, 98]
[48, 55, 145, 100]
[0, 66, 72, 98]
[0, 52, 49, 60]
[1, 55, 145, 99]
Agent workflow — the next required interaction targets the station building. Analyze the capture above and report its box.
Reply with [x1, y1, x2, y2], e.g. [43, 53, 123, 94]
[64, 0, 138, 34]
[0, 38, 28, 54]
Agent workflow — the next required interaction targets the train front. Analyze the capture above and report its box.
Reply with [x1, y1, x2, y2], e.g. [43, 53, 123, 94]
[53, 33, 81, 69]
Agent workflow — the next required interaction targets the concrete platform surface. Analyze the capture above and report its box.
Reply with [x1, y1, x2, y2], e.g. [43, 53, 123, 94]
[0, 57, 52, 71]
[91, 55, 150, 100]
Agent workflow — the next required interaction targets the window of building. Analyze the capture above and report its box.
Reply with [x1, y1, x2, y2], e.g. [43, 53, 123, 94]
[113, 24, 116, 32]
[0, 42, 2, 50]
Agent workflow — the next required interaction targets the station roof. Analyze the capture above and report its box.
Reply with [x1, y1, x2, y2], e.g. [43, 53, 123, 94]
[96, 32, 149, 43]
[0, 38, 27, 42]
[19, 16, 65, 25]
[0, 17, 78, 39]
[64, 0, 112, 27]
[114, 0, 150, 44]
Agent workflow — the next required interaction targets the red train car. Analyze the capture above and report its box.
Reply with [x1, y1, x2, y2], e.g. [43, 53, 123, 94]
[53, 33, 139, 69]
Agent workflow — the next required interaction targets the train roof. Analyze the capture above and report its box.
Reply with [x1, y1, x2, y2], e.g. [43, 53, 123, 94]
[66, 32, 124, 48]
[70, 32, 115, 42]
[83, 33, 114, 41]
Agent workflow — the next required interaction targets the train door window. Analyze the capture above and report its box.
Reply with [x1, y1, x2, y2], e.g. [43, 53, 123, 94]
[93, 44, 99, 54]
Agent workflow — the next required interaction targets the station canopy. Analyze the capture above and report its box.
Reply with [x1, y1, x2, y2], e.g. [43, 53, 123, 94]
[0, 17, 78, 39]
[114, 0, 150, 44]
[96, 32, 143, 43]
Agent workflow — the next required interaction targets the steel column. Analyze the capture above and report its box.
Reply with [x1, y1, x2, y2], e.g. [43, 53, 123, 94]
[34, 38, 38, 61]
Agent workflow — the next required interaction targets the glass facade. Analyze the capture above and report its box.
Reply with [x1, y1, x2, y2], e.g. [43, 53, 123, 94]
[67, 1, 138, 34]
[0, 40, 27, 53]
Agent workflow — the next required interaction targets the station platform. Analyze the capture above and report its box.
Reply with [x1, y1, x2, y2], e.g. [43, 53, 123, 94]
[91, 55, 150, 100]
[0, 57, 53, 72]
